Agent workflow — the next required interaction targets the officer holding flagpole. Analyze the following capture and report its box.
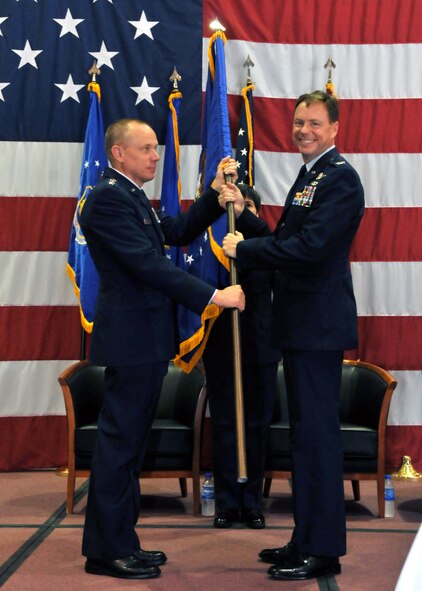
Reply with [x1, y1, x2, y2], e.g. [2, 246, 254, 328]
[222, 89, 364, 581]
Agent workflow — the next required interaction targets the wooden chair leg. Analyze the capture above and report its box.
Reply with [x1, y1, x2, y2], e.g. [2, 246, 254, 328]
[351, 479, 361, 501]
[263, 477, 272, 498]
[179, 477, 188, 497]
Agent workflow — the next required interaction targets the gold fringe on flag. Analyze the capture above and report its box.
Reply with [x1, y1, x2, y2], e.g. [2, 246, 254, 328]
[173, 304, 220, 372]
[207, 30, 227, 82]
[168, 90, 183, 201]
[87, 81, 101, 101]
[240, 83, 255, 184]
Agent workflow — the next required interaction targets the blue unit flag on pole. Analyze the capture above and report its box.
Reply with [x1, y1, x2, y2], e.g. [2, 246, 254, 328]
[67, 81, 107, 333]
[161, 88, 185, 269]
[174, 29, 232, 372]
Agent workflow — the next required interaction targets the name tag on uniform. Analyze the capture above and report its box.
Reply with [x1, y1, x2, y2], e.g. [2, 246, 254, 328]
[292, 185, 316, 208]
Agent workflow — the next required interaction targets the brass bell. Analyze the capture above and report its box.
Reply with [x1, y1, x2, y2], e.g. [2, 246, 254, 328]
[392, 455, 422, 480]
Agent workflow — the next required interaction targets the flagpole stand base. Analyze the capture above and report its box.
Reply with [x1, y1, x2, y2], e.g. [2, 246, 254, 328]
[392, 455, 422, 480]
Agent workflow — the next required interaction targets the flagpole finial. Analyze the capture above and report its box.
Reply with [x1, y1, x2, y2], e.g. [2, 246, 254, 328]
[324, 56, 336, 95]
[210, 17, 226, 32]
[243, 54, 255, 84]
[324, 56, 336, 81]
[169, 66, 182, 89]
[88, 60, 101, 82]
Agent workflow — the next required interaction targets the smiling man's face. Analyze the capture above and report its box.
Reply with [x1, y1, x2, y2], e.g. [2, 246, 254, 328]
[292, 101, 338, 163]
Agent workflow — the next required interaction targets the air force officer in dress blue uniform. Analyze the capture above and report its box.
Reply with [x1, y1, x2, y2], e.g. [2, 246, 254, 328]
[78, 118, 245, 580]
[222, 91, 365, 581]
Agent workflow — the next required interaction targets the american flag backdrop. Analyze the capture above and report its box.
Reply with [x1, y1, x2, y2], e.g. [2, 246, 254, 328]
[0, 0, 421, 471]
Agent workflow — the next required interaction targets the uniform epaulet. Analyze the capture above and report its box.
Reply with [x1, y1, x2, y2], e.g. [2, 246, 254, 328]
[326, 158, 346, 169]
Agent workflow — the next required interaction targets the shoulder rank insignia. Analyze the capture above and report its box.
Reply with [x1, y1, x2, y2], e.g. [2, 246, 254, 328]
[108, 178, 117, 185]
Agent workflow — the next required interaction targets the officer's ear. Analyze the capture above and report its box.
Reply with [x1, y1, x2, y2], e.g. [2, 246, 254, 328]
[111, 144, 124, 163]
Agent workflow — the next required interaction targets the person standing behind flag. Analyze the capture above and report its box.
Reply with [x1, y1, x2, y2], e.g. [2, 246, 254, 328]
[78, 118, 244, 581]
[203, 183, 281, 529]
[222, 91, 364, 581]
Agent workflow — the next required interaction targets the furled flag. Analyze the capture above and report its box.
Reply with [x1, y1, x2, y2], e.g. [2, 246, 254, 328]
[235, 80, 255, 186]
[66, 79, 107, 334]
[174, 26, 232, 372]
[160, 81, 185, 269]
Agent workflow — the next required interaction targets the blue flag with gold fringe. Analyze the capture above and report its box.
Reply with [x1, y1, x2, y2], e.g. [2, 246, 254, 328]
[235, 83, 255, 186]
[161, 88, 185, 269]
[174, 30, 232, 372]
[67, 82, 107, 334]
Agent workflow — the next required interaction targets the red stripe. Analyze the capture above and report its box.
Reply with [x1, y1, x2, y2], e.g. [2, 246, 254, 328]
[356, 317, 422, 371]
[386, 426, 422, 473]
[1, 197, 76, 251]
[351, 208, 422, 262]
[158, 201, 422, 264]
[0, 307, 82, 361]
[7, 309, 420, 370]
[258, 206, 422, 264]
[229, 97, 422, 154]
[0, 415, 419, 475]
[5, 201, 419, 264]
[204, 0, 422, 44]
[0, 416, 67, 471]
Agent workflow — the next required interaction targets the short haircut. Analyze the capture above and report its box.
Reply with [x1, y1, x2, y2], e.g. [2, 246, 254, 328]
[237, 183, 262, 212]
[294, 90, 339, 123]
[104, 118, 149, 161]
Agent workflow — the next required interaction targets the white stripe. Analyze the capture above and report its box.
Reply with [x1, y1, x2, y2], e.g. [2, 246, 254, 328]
[351, 262, 422, 316]
[0, 252, 76, 306]
[388, 370, 422, 426]
[1, 251, 420, 315]
[0, 141, 201, 202]
[0, 141, 83, 197]
[346, 154, 422, 208]
[144, 144, 201, 202]
[2, 142, 422, 208]
[0, 360, 76, 417]
[209, 40, 422, 100]
[0, 360, 418, 426]
[251, 152, 422, 209]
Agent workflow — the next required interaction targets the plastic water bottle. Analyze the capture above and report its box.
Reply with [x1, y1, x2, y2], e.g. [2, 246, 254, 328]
[384, 474, 395, 517]
[201, 472, 215, 516]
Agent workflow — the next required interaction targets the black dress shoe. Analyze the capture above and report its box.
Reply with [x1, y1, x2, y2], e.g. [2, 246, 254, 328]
[213, 509, 239, 528]
[85, 554, 161, 579]
[259, 541, 296, 564]
[134, 548, 167, 566]
[241, 509, 266, 529]
[267, 553, 341, 580]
